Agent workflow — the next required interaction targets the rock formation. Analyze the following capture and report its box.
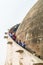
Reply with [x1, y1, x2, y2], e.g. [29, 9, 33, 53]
[16, 0, 43, 59]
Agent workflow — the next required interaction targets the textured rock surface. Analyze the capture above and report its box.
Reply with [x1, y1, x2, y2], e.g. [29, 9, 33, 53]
[33, 63, 43, 65]
[16, 0, 43, 59]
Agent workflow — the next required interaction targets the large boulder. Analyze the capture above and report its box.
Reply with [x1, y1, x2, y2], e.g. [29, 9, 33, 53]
[16, 0, 43, 59]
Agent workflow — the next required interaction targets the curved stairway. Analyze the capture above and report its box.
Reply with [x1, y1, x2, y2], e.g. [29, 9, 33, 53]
[4, 31, 43, 65]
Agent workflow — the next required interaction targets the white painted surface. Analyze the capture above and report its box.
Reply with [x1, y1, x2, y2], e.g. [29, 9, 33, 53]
[5, 36, 43, 65]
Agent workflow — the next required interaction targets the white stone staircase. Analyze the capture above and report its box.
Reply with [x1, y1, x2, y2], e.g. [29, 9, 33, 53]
[4, 33, 43, 65]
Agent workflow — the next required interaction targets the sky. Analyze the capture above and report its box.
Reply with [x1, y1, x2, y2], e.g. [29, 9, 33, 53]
[0, 0, 37, 65]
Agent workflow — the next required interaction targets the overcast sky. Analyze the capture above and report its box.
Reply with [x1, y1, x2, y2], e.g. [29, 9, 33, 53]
[0, 0, 37, 65]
